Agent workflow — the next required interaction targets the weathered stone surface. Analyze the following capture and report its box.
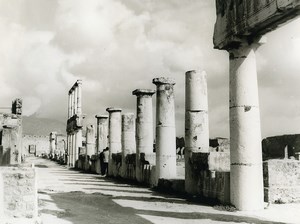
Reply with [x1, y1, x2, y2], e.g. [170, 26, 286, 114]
[214, 0, 300, 50]
[107, 108, 122, 177]
[121, 113, 136, 178]
[208, 152, 230, 172]
[153, 77, 177, 180]
[133, 89, 155, 182]
[0, 167, 38, 220]
[264, 159, 300, 203]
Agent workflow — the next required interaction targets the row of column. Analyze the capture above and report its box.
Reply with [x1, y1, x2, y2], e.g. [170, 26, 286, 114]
[67, 80, 83, 167]
[79, 62, 263, 211]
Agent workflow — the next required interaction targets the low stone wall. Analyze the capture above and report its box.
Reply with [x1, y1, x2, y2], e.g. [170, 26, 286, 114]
[0, 166, 40, 223]
[264, 159, 300, 203]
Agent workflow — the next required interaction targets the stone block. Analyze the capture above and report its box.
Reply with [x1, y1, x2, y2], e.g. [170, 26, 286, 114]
[213, 0, 300, 50]
[0, 167, 38, 221]
[264, 159, 300, 203]
[208, 152, 230, 172]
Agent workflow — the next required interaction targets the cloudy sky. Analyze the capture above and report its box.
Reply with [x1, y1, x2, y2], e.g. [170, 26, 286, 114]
[0, 0, 300, 138]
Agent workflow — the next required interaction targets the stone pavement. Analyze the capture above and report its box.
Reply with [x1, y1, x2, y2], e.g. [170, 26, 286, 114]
[28, 157, 300, 224]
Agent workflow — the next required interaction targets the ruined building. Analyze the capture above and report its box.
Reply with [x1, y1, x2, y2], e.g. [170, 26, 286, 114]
[0, 98, 23, 166]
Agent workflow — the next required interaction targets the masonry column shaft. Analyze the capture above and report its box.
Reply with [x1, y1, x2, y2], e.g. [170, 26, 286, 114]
[229, 43, 264, 211]
[121, 113, 136, 178]
[185, 70, 209, 194]
[153, 77, 177, 180]
[106, 107, 122, 177]
[95, 115, 108, 153]
[77, 80, 82, 115]
[86, 125, 95, 156]
[133, 89, 155, 182]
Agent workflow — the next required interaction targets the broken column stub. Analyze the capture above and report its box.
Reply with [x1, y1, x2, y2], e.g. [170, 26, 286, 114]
[132, 89, 156, 182]
[106, 107, 122, 177]
[185, 70, 209, 195]
[229, 42, 264, 211]
[153, 77, 177, 180]
[95, 115, 108, 153]
[86, 125, 95, 156]
[121, 113, 136, 178]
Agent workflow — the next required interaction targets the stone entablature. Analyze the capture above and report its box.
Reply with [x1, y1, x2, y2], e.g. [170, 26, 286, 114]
[213, 0, 300, 50]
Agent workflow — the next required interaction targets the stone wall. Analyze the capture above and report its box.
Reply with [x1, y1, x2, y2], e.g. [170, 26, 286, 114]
[264, 159, 300, 203]
[22, 134, 49, 156]
[262, 134, 300, 160]
[0, 166, 39, 223]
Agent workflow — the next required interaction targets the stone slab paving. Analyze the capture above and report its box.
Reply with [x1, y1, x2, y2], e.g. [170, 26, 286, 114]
[26, 157, 300, 224]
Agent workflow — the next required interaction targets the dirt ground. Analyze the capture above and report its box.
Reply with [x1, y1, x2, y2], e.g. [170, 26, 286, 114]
[28, 157, 300, 224]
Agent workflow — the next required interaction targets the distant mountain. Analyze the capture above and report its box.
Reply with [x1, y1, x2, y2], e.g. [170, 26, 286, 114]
[22, 115, 66, 136]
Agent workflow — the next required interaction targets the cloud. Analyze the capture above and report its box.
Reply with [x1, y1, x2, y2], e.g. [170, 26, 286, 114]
[0, 0, 300, 138]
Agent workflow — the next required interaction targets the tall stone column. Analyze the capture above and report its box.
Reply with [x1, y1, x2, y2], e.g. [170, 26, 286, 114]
[132, 89, 155, 182]
[75, 129, 82, 162]
[106, 107, 122, 177]
[86, 125, 95, 156]
[95, 115, 109, 153]
[71, 133, 76, 167]
[229, 42, 264, 211]
[185, 70, 209, 194]
[121, 113, 136, 178]
[77, 80, 82, 115]
[153, 77, 177, 180]
[68, 91, 72, 118]
[50, 132, 57, 155]
[73, 88, 77, 116]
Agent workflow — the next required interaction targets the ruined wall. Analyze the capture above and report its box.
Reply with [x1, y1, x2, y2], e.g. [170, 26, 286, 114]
[22, 134, 49, 156]
[262, 134, 300, 160]
[264, 159, 300, 203]
[0, 113, 23, 165]
[0, 166, 39, 223]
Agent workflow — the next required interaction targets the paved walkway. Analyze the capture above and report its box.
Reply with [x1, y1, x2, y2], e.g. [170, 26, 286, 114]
[29, 157, 300, 224]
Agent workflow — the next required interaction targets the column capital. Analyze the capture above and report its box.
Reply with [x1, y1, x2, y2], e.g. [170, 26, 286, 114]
[132, 89, 155, 96]
[95, 115, 109, 119]
[152, 77, 175, 85]
[76, 79, 82, 86]
[106, 107, 122, 113]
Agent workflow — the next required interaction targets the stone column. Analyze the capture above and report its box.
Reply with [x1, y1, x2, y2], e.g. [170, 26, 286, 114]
[76, 80, 82, 115]
[50, 132, 57, 155]
[71, 133, 76, 167]
[229, 42, 264, 211]
[86, 125, 96, 156]
[68, 91, 72, 118]
[75, 129, 82, 162]
[132, 89, 155, 182]
[95, 115, 109, 153]
[185, 70, 209, 194]
[153, 77, 177, 180]
[106, 107, 122, 177]
[121, 113, 136, 178]
[73, 88, 77, 116]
